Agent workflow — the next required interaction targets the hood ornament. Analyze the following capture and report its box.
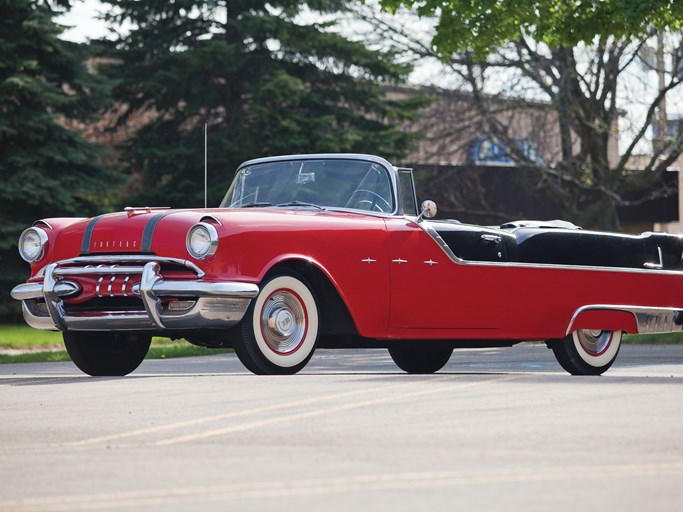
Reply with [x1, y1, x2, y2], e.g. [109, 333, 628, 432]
[124, 206, 171, 217]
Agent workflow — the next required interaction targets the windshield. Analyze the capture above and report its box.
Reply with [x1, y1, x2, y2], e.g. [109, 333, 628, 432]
[220, 159, 395, 213]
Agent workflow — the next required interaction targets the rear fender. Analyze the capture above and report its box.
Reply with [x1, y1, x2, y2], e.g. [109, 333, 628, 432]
[567, 309, 638, 335]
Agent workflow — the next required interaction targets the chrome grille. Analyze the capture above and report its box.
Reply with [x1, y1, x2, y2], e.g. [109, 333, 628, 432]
[13, 257, 258, 332]
[48, 256, 204, 300]
[41, 255, 205, 278]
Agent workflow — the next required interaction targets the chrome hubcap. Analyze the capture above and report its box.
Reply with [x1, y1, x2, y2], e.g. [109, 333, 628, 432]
[576, 329, 612, 356]
[260, 291, 306, 354]
[270, 309, 295, 337]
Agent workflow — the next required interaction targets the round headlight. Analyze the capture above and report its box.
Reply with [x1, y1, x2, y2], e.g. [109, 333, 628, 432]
[18, 227, 48, 263]
[186, 222, 218, 259]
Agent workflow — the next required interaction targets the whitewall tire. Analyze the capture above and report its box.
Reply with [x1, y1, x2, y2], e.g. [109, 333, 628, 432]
[234, 272, 319, 375]
[549, 330, 622, 376]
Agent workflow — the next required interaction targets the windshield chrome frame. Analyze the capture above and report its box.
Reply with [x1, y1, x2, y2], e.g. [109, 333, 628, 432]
[225, 154, 401, 216]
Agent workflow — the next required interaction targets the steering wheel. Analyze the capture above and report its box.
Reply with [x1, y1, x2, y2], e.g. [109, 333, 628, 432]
[345, 189, 392, 213]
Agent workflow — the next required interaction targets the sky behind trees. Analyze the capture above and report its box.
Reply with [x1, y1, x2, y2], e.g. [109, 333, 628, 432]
[57, 0, 680, 154]
[56, 0, 109, 41]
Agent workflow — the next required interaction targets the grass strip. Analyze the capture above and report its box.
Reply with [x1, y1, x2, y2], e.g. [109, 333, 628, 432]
[0, 342, 232, 365]
[146, 343, 232, 360]
[0, 351, 72, 364]
[623, 331, 683, 344]
[0, 324, 63, 349]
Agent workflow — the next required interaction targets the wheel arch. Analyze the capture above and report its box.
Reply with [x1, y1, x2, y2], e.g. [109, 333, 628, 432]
[566, 307, 639, 336]
[262, 258, 359, 338]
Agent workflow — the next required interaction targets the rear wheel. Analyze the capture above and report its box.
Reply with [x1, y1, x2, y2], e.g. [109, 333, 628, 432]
[63, 332, 151, 376]
[549, 329, 622, 376]
[234, 272, 319, 375]
[388, 343, 453, 374]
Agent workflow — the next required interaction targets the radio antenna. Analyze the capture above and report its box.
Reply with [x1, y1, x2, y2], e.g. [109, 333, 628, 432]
[204, 122, 208, 209]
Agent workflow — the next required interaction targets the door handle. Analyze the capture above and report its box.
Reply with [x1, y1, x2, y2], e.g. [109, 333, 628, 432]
[481, 234, 502, 243]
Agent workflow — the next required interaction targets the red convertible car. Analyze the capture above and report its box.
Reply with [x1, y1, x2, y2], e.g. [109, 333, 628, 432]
[11, 154, 683, 376]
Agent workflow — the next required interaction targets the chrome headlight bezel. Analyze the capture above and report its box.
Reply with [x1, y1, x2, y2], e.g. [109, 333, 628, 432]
[186, 222, 219, 260]
[18, 227, 49, 263]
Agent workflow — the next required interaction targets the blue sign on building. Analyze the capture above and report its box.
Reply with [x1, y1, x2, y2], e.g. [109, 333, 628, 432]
[468, 137, 542, 165]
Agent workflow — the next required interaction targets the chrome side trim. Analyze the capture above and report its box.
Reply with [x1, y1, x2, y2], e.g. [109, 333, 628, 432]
[643, 246, 664, 269]
[566, 305, 683, 336]
[417, 221, 683, 276]
[419, 222, 460, 262]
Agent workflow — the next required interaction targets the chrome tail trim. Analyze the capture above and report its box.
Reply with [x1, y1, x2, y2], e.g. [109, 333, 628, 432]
[566, 305, 683, 336]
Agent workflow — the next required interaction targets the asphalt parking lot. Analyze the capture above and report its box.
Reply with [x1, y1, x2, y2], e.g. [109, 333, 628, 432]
[1, 344, 682, 512]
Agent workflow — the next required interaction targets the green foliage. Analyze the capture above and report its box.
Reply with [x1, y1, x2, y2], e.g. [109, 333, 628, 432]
[380, 0, 683, 229]
[0, 0, 120, 318]
[99, 0, 427, 207]
[382, 0, 683, 57]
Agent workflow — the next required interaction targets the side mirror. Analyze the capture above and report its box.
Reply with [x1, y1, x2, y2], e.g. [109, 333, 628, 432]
[417, 200, 437, 222]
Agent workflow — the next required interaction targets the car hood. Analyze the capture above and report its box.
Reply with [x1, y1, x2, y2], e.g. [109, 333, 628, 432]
[46, 207, 380, 263]
[49, 209, 198, 262]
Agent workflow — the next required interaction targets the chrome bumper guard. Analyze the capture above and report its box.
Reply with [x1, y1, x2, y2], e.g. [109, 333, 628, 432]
[11, 259, 259, 332]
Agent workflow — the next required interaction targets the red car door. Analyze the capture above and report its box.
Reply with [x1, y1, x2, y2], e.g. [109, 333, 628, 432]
[385, 218, 506, 337]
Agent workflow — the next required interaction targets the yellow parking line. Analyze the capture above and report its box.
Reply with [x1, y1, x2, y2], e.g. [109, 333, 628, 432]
[0, 377, 76, 387]
[3, 461, 683, 512]
[154, 375, 519, 446]
[67, 375, 456, 447]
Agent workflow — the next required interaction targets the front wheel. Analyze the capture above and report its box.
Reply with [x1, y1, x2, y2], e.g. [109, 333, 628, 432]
[234, 272, 319, 375]
[388, 343, 453, 374]
[548, 329, 622, 376]
[63, 332, 151, 376]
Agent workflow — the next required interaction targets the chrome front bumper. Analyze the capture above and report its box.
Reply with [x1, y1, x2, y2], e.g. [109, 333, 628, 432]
[11, 259, 259, 332]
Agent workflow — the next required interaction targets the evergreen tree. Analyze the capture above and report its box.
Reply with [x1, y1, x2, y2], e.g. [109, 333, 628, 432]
[0, 0, 117, 318]
[100, 0, 426, 207]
